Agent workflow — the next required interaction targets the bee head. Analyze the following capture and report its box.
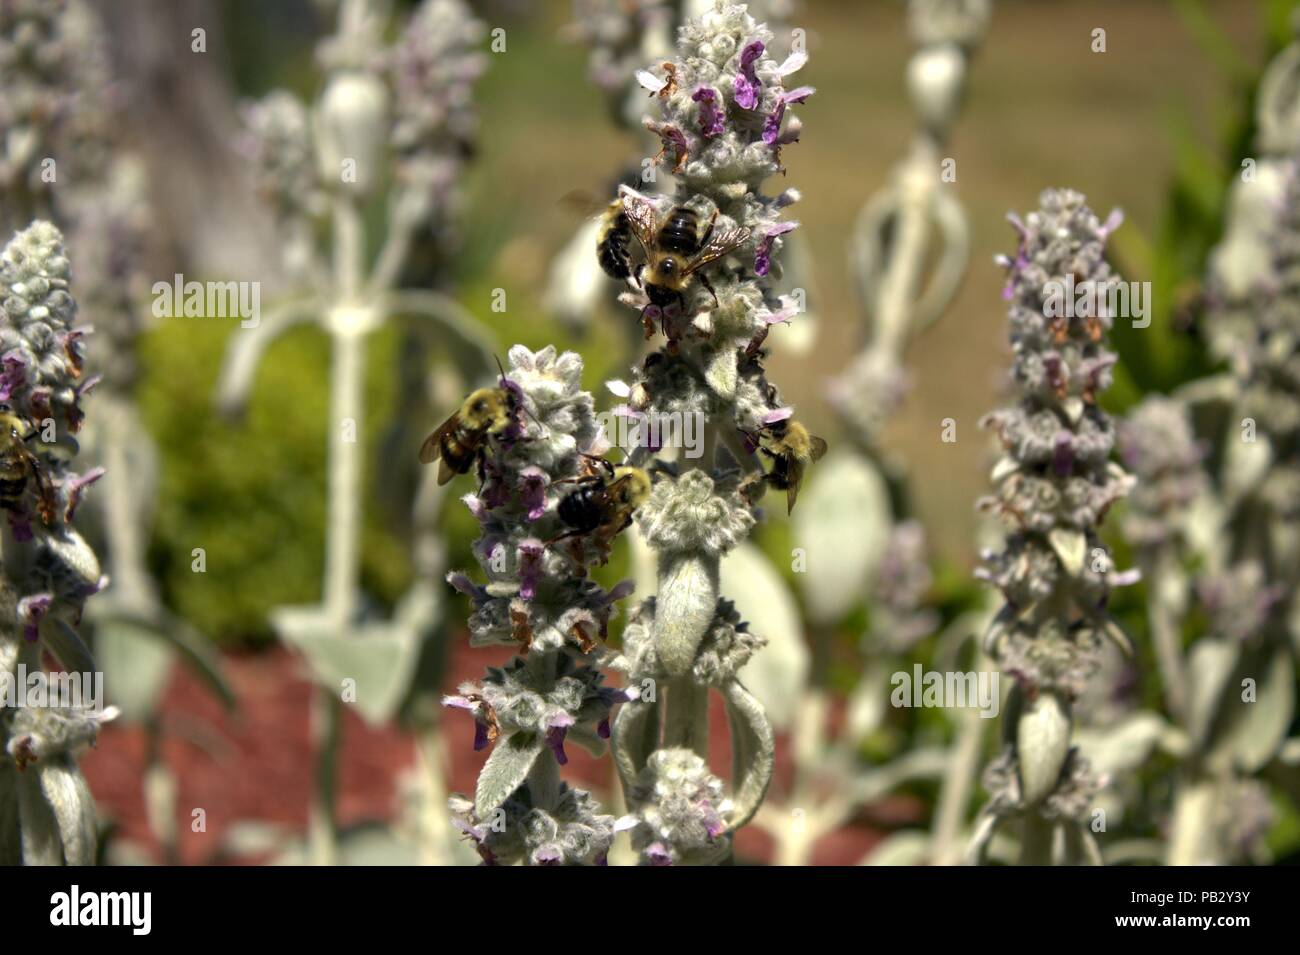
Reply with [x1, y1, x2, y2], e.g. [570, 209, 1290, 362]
[462, 387, 512, 433]
[0, 409, 30, 442]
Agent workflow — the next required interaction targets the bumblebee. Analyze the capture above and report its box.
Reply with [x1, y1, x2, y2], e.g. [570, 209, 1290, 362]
[419, 386, 518, 485]
[595, 197, 635, 281]
[618, 187, 751, 312]
[552, 460, 651, 544]
[0, 408, 55, 524]
[750, 418, 827, 515]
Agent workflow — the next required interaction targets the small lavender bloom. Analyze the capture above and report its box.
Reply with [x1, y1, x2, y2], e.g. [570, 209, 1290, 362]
[518, 466, 548, 521]
[754, 221, 798, 277]
[691, 85, 725, 137]
[762, 85, 815, 145]
[733, 39, 765, 109]
[971, 191, 1134, 855]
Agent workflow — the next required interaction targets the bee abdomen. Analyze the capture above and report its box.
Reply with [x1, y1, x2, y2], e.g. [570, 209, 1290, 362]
[439, 430, 479, 476]
[659, 207, 701, 255]
[558, 487, 603, 533]
[597, 215, 632, 279]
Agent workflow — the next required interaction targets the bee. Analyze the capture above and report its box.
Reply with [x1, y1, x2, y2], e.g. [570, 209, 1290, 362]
[595, 197, 635, 281]
[551, 459, 652, 546]
[749, 418, 827, 515]
[418, 369, 521, 485]
[0, 408, 56, 524]
[619, 187, 752, 313]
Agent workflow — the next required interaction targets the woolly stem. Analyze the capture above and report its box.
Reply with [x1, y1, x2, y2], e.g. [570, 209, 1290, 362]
[1019, 813, 1055, 865]
[663, 676, 710, 759]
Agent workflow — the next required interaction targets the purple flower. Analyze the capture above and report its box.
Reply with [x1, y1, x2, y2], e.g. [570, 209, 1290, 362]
[533, 845, 563, 866]
[545, 714, 574, 765]
[442, 693, 496, 751]
[645, 841, 674, 866]
[517, 537, 544, 600]
[519, 466, 548, 521]
[63, 467, 105, 523]
[1051, 431, 1074, 477]
[763, 86, 815, 146]
[596, 717, 611, 739]
[733, 40, 764, 109]
[446, 571, 486, 602]
[0, 351, 27, 401]
[692, 85, 725, 137]
[17, 593, 53, 643]
[754, 221, 798, 276]
[7, 510, 33, 542]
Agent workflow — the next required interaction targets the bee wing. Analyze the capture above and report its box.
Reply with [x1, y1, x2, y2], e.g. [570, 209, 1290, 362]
[683, 226, 752, 275]
[619, 191, 661, 260]
[809, 435, 829, 462]
[419, 414, 460, 465]
[784, 458, 805, 515]
[558, 189, 608, 220]
[437, 457, 457, 486]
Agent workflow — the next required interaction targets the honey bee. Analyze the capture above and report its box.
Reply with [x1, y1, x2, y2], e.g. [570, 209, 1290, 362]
[551, 459, 652, 546]
[619, 187, 752, 313]
[418, 379, 520, 486]
[748, 418, 827, 515]
[0, 408, 55, 524]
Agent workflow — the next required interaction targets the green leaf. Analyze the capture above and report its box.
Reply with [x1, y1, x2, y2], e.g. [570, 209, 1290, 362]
[475, 732, 544, 818]
[275, 605, 422, 725]
[1186, 637, 1240, 752]
[1209, 644, 1295, 774]
[1048, 527, 1086, 578]
[722, 541, 808, 729]
[96, 619, 175, 722]
[792, 450, 891, 625]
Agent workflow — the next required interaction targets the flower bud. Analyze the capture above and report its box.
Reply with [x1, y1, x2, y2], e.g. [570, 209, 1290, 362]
[315, 71, 389, 195]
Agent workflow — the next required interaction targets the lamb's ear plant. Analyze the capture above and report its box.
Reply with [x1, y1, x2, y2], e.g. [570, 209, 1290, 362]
[221, 0, 491, 865]
[440, 346, 636, 866]
[551, 0, 798, 341]
[0, 0, 234, 864]
[588, 0, 825, 865]
[1154, 41, 1300, 861]
[0, 221, 113, 864]
[966, 189, 1138, 866]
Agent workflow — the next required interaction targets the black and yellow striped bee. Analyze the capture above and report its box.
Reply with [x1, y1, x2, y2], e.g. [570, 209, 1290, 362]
[616, 187, 751, 312]
[0, 407, 55, 524]
[551, 459, 652, 546]
[419, 385, 518, 486]
[746, 418, 827, 515]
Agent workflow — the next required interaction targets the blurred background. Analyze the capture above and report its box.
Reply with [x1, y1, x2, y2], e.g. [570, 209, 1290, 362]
[52, 0, 1298, 864]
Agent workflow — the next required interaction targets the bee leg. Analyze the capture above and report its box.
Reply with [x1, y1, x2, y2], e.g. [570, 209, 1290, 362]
[698, 271, 720, 309]
[699, 209, 718, 247]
